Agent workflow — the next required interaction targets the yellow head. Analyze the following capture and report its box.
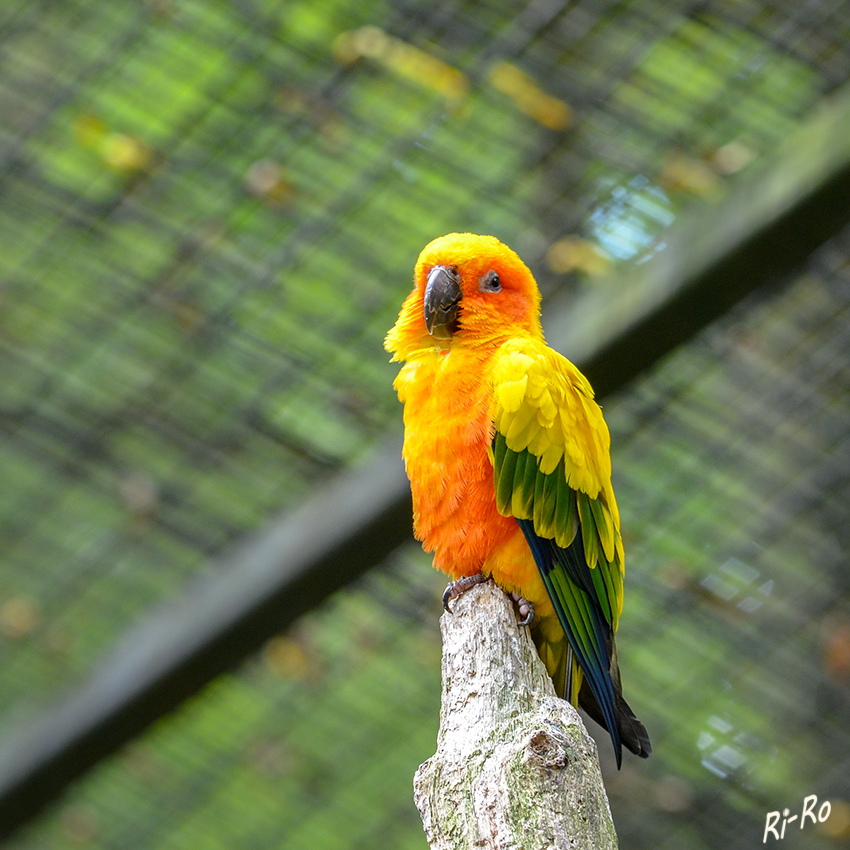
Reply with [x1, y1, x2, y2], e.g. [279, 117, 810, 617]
[385, 233, 543, 359]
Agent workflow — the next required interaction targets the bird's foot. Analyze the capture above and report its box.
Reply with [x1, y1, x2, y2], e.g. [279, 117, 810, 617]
[442, 573, 488, 613]
[510, 592, 535, 627]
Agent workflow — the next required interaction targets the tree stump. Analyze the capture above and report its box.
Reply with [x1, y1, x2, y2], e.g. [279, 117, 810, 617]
[413, 580, 618, 850]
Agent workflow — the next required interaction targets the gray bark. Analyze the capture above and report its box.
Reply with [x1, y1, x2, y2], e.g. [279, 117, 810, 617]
[413, 580, 618, 850]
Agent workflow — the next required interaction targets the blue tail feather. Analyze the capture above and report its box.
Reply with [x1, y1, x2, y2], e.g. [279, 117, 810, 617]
[517, 517, 623, 766]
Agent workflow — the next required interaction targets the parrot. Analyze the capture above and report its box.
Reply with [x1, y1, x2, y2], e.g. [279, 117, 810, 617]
[385, 232, 650, 767]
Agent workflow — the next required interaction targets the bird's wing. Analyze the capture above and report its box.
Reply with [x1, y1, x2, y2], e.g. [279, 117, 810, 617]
[489, 336, 624, 745]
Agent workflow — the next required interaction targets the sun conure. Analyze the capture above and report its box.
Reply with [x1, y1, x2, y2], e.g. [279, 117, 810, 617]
[385, 232, 650, 766]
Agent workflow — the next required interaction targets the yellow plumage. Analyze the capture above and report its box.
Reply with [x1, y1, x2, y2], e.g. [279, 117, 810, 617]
[386, 232, 650, 765]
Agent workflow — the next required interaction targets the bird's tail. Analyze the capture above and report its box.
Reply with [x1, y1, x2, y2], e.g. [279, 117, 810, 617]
[534, 632, 651, 764]
[578, 677, 652, 761]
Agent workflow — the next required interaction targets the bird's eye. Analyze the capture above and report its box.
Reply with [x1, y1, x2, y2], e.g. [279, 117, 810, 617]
[479, 270, 501, 293]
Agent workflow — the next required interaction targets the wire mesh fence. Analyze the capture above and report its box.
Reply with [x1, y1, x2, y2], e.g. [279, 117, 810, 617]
[8, 218, 850, 850]
[2, 0, 850, 846]
[600, 226, 850, 848]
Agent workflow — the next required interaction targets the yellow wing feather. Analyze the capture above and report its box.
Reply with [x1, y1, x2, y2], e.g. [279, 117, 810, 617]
[489, 336, 625, 626]
[491, 339, 608, 494]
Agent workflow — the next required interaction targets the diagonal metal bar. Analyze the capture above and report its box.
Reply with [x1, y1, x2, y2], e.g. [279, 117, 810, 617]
[3, 82, 850, 839]
[0, 446, 413, 838]
[547, 82, 850, 397]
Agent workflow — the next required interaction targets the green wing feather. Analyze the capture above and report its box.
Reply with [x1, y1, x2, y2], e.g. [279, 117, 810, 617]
[490, 338, 624, 631]
[490, 337, 626, 757]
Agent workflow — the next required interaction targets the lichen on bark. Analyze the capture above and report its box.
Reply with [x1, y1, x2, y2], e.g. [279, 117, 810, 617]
[413, 580, 618, 850]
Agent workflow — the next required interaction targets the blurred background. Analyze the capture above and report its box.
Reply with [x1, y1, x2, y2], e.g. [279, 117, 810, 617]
[2, 0, 850, 847]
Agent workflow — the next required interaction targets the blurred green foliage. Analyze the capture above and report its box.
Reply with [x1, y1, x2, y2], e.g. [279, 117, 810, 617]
[2, 0, 849, 848]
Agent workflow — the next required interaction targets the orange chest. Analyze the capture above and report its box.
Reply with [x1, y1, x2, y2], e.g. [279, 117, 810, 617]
[398, 349, 491, 451]
[395, 349, 515, 574]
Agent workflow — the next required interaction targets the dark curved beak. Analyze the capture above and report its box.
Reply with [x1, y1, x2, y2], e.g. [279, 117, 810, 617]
[424, 265, 462, 339]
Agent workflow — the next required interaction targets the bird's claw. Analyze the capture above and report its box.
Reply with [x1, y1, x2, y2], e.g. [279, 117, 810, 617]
[511, 592, 535, 627]
[440, 577, 533, 626]
[442, 573, 488, 613]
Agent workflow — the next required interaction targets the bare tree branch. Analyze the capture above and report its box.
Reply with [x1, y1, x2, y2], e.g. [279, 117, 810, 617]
[414, 580, 618, 850]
